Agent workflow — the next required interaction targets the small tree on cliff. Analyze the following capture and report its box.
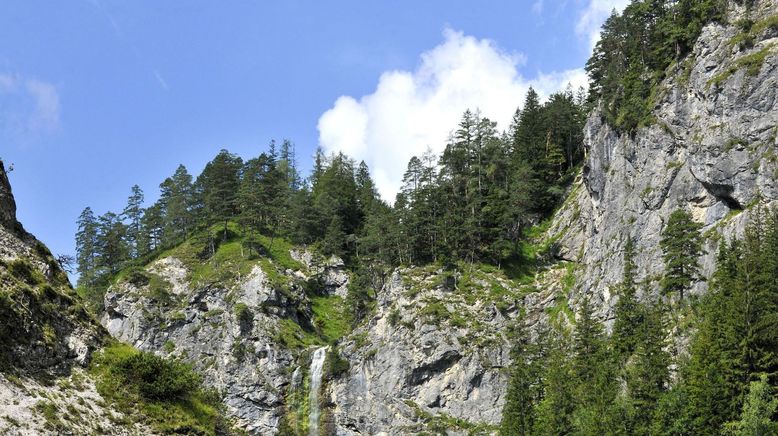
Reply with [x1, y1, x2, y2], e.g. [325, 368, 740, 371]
[660, 209, 703, 302]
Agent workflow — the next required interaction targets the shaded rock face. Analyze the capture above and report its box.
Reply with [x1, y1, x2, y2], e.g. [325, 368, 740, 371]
[0, 162, 101, 374]
[0, 161, 16, 230]
[548, 0, 778, 323]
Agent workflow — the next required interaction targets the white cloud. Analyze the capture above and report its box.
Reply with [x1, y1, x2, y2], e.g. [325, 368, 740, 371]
[0, 74, 61, 137]
[576, 0, 630, 50]
[317, 29, 586, 201]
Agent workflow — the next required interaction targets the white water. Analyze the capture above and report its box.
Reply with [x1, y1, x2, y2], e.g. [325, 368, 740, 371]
[308, 346, 328, 436]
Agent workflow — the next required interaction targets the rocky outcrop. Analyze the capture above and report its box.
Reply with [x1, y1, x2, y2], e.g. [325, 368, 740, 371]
[547, 0, 778, 323]
[329, 266, 534, 435]
[102, 260, 298, 434]
[0, 161, 17, 231]
[100, 247, 356, 434]
[0, 162, 101, 374]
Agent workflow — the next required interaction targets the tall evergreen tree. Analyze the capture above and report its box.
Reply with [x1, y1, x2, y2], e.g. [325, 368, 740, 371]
[159, 164, 194, 244]
[195, 150, 243, 239]
[96, 212, 128, 276]
[613, 235, 642, 359]
[122, 184, 144, 258]
[660, 209, 703, 302]
[75, 207, 99, 288]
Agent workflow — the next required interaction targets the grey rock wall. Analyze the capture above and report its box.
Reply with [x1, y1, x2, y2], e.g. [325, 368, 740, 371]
[547, 0, 778, 323]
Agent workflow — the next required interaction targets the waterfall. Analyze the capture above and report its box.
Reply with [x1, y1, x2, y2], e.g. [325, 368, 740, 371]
[308, 346, 328, 436]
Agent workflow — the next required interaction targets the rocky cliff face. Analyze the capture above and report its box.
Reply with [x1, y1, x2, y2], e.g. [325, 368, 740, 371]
[0, 162, 17, 231]
[100, 241, 549, 434]
[0, 161, 100, 373]
[102, 260, 297, 434]
[330, 267, 515, 435]
[547, 0, 778, 323]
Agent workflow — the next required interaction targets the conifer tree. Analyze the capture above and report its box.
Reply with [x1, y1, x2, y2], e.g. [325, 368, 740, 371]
[195, 150, 242, 239]
[139, 201, 164, 254]
[626, 302, 670, 435]
[660, 209, 703, 302]
[533, 327, 575, 435]
[500, 319, 548, 435]
[96, 212, 128, 276]
[75, 207, 99, 288]
[159, 164, 194, 244]
[613, 235, 642, 359]
[122, 184, 144, 258]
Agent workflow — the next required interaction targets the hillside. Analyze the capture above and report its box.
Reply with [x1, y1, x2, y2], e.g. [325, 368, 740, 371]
[0, 162, 233, 434]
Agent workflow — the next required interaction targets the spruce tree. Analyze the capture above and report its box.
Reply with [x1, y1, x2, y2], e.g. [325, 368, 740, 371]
[660, 209, 703, 302]
[75, 207, 99, 288]
[159, 164, 194, 244]
[122, 184, 144, 258]
[626, 302, 670, 435]
[613, 235, 642, 359]
[195, 150, 243, 239]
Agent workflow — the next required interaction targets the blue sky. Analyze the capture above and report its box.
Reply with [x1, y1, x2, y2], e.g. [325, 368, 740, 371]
[0, 0, 625, 266]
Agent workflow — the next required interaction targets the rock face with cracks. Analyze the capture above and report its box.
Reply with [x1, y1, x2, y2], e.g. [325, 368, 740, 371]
[546, 0, 778, 325]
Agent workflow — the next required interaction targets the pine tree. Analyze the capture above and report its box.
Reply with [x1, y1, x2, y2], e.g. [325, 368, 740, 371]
[626, 302, 670, 435]
[96, 211, 128, 276]
[122, 184, 144, 258]
[139, 201, 164, 254]
[75, 207, 99, 288]
[159, 164, 194, 244]
[660, 209, 703, 302]
[613, 235, 642, 359]
[195, 150, 243, 239]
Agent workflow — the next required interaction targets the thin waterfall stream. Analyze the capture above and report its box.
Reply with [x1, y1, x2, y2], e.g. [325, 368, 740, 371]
[308, 346, 328, 436]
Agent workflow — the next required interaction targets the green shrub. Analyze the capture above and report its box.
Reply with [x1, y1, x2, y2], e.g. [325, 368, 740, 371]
[126, 268, 150, 287]
[326, 348, 350, 379]
[115, 352, 201, 401]
[235, 303, 253, 336]
[388, 308, 401, 326]
[8, 259, 41, 286]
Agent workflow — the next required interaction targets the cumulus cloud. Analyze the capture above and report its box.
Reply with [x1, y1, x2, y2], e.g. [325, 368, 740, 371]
[317, 29, 587, 201]
[0, 74, 61, 138]
[576, 0, 630, 50]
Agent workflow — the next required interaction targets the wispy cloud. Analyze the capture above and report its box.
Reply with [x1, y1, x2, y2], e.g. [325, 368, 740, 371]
[0, 74, 61, 139]
[153, 70, 169, 91]
[85, 0, 169, 91]
[317, 28, 587, 201]
[576, 0, 630, 51]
